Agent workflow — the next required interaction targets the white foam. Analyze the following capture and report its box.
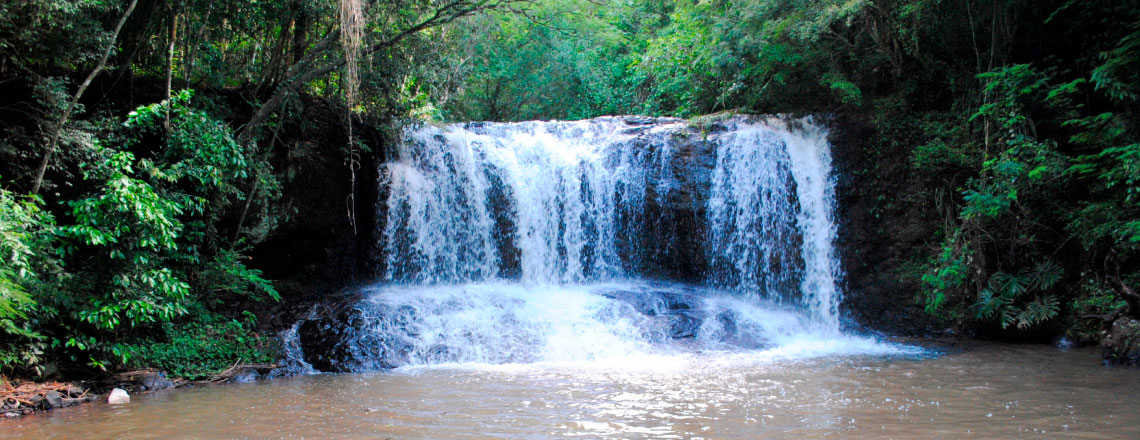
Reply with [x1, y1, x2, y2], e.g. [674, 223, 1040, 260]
[355, 282, 916, 371]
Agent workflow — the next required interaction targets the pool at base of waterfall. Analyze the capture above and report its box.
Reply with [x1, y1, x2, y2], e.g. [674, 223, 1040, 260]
[6, 343, 1140, 439]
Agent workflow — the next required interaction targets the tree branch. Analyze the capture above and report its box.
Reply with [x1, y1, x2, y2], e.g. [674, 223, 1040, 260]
[30, 0, 140, 195]
[237, 0, 531, 142]
[1106, 249, 1140, 319]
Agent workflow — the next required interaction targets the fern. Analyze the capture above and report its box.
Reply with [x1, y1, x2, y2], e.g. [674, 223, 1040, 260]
[973, 261, 1064, 329]
[975, 288, 1010, 320]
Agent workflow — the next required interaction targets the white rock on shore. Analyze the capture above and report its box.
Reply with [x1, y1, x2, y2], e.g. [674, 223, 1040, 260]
[107, 388, 130, 404]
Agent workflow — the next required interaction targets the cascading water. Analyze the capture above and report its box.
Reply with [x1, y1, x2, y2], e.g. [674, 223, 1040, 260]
[380, 117, 677, 284]
[706, 119, 842, 328]
[291, 115, 896, 371]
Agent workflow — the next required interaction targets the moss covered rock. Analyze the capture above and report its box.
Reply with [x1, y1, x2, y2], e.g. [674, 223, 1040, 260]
[1101, 318, 1140, 365]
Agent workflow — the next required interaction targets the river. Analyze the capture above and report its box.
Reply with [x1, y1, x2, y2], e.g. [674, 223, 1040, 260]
[9, 116, 1136, 438]
[5, 343, 1139, 438]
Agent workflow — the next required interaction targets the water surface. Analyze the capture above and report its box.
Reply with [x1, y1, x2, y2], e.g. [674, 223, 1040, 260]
[6, 344, 1138, 439]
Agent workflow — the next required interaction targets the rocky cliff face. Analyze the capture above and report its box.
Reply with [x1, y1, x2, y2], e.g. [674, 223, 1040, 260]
[827, 114, 936, 336]
[247, 99, 387, 331]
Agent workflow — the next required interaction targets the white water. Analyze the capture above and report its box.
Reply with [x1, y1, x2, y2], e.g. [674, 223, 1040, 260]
[381, 117, 680, 284]
[335, 282, 906, 370]
[305, 115, 900, 371]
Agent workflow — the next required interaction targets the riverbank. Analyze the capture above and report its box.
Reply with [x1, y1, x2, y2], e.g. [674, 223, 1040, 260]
[1, 380, 98, 417]
[1, 364, 277, 419]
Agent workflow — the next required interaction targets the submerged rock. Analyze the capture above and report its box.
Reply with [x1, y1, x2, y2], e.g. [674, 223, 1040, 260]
[669, 310, 704, 339]
[229, 370, 261, 384]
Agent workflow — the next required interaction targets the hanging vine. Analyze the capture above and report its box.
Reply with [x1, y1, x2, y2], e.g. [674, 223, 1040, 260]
[340, 0, 365, 235]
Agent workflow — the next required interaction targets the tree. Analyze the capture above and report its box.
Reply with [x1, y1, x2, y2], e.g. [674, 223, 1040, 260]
[29, 0, 139, 195]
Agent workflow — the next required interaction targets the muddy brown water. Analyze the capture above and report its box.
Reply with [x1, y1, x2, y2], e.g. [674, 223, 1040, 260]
[4, 343, 1139, 439]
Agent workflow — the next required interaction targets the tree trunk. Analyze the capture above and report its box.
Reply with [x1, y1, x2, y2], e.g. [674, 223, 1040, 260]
[30, 0, 140, 195]
[165, 8, 178, 134]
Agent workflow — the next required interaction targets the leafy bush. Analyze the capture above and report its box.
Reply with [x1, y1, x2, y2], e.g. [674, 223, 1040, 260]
[125, 312, 277, 380]
[973, 261, 1063, 329]
[0, 188, 55, 374]
[61, 146, 190, 332]
[2, 91, 283, 374]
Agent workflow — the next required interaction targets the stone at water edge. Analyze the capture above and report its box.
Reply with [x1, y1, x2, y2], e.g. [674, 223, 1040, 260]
[108, 388, 130, 404]
[41, 391, 64, 409]
[1101, 318, 1140, 365]
[138, 371, 174, 391]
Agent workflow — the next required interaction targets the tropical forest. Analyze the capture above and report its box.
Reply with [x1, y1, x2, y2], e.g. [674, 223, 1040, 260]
[2, 0, 1140, 436]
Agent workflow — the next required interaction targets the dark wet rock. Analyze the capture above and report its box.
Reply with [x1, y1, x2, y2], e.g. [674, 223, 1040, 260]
[297, 301, 416, 372]
[41, 391, 63, 410]
[829, 113, 936, 336]
[246, 98, 386, 334]
[67, 386, 85, 398]
[61, 398, 82, 407]
[669, 310, 704, 339]
[635, 133, 716, 283]
[660, 291, 698, 310]
[599, 288, 668, 316]
[599, 286, 706, 340]
[138, 371, 174, 391]
[230, 370, 261, 384]
[298, 317, 354, 372]
[619, 116, 658, 126]
[1101, 318, 1140, 365]
[264, 367, 292, 379]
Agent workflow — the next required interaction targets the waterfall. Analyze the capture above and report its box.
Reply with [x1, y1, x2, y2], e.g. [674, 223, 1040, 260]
[380, 117, 682, 284]
[291, 115, 859, 371]
[705, 118, 841, 328]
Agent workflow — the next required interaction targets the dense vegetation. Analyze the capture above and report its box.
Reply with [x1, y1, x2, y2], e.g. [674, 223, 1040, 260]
[1, 0, 1138, 378]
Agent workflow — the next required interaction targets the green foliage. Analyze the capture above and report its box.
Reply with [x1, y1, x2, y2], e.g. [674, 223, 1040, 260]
[200, 247, 280, 306]
[0, 90, 282, 375]
[973, 261, 1063, 329]
[125, 311, 277, 380]
[0, 191, 42, 323]
[1090, 24, 1140, 103]
[62, 145, 190, 331]
[915, 2, 1140, 335]
[920, 236, 968, 315]
[0, 187, 57, 375]
[437, 0, 650, 121]
[2, 0, 1140, 371]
